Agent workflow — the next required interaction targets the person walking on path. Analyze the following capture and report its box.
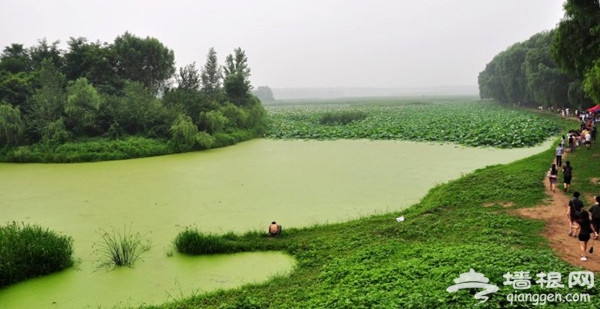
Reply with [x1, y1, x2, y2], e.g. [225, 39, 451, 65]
[568, 191, 584, 237]
[585, 130, 592, 150]
[548, 164, 559, 193]
[568, 132, 575, 152]
[556, 144, 564, 167]
[562, 161, 573, 193]
[576, 209, 598, 261]
[589, 196, 600, 236]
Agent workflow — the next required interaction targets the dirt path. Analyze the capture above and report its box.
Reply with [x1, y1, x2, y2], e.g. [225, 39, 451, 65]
[515, 155, 600, 272]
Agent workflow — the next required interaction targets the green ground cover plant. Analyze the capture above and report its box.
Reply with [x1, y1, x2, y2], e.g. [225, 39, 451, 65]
[0, 222, 73, 288]
[265, 97, 560, 148]
[144, 105, 598, 308]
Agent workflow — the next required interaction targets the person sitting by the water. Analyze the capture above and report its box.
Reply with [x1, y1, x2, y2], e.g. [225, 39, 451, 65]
[269, 221, 282, 237]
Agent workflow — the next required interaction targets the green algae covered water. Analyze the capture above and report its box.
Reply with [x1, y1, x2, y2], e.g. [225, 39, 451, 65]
[0, 139, 552, 308]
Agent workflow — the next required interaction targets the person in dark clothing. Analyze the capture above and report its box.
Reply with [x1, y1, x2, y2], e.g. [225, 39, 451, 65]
[576, 209, 598, 261]
[568, 133, 575, 152]
[589, 196, 600, 236]
[562, 161, 573, 193]
[568, 191, 584, 237]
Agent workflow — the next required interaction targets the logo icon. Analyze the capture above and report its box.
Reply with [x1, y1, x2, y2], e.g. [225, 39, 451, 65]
[446, 269, 499, 303]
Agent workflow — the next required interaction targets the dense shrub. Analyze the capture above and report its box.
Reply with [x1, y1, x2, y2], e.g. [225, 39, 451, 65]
[196, 131, 216, 150]
[0, 223, 73, 288]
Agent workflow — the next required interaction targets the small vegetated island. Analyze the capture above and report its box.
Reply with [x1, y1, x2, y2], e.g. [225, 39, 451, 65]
[4, 1, 600, 306]
[0, 32, 266, 163]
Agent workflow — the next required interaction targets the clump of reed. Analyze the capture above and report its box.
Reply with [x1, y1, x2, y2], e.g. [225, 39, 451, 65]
[93, 226, 151, 269]
[0, 222, 73, 288]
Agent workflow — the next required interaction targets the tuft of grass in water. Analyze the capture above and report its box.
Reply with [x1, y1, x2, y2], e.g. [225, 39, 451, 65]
[0, 222, 73, 288]
[93, 226, 151, 269]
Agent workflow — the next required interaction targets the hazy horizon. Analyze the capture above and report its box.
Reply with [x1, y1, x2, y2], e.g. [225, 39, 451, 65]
[1, 1, 564, 90]
[268, 85, 479, 100]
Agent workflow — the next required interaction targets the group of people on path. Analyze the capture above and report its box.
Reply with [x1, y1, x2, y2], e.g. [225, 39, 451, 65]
[567, 192, 600, 261]
[549, 126, 600, 261]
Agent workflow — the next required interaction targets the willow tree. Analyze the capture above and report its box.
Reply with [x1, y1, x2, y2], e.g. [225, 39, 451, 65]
[0, 103, 24, 146]
[552, 0, 600, 79]
[552, 0, 600, 106]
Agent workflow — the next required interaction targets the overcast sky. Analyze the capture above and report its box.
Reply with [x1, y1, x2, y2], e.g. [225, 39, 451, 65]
[0, 0, 565, 89]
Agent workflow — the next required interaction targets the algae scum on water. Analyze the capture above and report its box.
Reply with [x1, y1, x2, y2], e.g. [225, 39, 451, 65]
[0, 136, 553, 308]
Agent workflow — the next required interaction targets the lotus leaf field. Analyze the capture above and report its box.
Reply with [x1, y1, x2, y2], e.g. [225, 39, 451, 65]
[265, 98, 559, 148]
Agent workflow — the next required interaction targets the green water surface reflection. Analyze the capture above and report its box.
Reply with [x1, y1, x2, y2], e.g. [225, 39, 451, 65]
[0, 139, 552, 308]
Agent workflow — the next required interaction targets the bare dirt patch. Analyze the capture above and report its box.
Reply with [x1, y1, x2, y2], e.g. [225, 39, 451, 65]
[514, 164, 600, 272]
[483, 202, 514, 208]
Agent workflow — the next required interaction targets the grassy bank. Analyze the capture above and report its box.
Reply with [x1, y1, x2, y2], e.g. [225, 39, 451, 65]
[144, 117, 599, 308]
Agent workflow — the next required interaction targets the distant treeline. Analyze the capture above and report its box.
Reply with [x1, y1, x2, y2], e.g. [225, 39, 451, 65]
[478, 0, 600, 109]
[0, 32, 266, 161]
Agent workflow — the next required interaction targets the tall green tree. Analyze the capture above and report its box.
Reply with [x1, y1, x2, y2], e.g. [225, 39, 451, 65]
[165, 62, 210, 126]
[0, 44, 32, 73]
[65, 77, 102, 135]
[0, 44, 34, 108]
[523, 32, 571, 107]
[583, 60, 600, 104]
[200, 47, 222, 95]
[25, 59, 66, 141]
[64, 37, 121, 94]
[29, 39, 64, 72]
[177, 63, 200, 91]
[112, 32, 175, 94]
[552, 0, 600, 79]
[479, 31, 573, 107]
[223, 47, 252, 106]
[0, 71, 32, 109]
[113, 81, 172, 137]
[253, 86, 275, 102]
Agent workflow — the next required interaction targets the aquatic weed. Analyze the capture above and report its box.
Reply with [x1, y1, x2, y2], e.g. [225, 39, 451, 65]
[93, 226, 151, 269]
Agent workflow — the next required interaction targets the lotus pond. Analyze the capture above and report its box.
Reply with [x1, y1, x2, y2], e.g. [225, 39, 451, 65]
[265, 98, 559, 147]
